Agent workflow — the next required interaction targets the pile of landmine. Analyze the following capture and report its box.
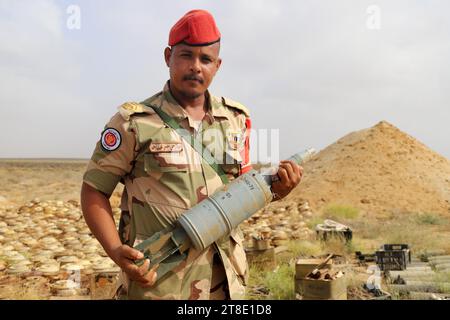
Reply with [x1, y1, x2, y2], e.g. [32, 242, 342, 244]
[0, 199, 120, 298]
[0, 197, 318, 299]
[241, 200, 316, 249]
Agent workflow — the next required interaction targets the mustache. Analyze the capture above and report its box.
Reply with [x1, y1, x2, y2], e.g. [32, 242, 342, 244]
[183, 74, 204, 83]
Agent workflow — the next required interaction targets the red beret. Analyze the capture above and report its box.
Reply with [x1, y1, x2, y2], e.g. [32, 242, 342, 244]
[169, 10, 221, 46]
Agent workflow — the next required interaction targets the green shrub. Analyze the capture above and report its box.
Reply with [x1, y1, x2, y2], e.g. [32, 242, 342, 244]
[264, 263, 296, 300]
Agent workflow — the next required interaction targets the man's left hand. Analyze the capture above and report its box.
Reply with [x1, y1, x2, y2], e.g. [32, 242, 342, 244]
[271, 160, 304, 201]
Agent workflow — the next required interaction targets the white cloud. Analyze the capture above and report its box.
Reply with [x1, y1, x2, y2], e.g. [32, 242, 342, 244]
[0, 0, 449, 159]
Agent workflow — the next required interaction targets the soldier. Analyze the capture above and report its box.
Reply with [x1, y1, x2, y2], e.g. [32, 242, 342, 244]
[81, 9, 303, 300]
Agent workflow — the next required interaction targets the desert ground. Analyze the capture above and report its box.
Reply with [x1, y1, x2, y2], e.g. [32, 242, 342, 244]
[1, 120, 450, 300]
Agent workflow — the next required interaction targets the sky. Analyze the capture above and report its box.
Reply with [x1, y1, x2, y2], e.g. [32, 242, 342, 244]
[0, 0, 449, 161]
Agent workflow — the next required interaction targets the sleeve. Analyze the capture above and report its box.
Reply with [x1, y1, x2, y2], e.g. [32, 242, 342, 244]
[83, 113, 137, 196]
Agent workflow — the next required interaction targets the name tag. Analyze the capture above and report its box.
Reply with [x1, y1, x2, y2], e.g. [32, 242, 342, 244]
[149, 142, 183, 153]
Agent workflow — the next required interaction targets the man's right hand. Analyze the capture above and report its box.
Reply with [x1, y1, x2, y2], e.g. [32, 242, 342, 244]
[111, 244, 158, 288]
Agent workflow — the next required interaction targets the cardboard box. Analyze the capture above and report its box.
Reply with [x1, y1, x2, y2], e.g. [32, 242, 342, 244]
[295, 258, 333, 279]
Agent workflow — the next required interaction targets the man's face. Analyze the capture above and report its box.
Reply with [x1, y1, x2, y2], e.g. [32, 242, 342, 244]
[164, 42, 222, 99]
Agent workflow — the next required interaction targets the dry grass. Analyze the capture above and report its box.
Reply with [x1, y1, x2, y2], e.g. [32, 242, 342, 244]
[323, 204, 360, 220]
[329, 210, 450, 255]
[306, 216, 324, 229]
[287, 240, 323, 258]
[246, 207, 450, 300]
[318, 238, 355, 258]
[382, 216, 450, 255]
[414, 212, 449, 226]
[432, 272, 450, 294]
[247, 262, 296, 300]
[263, 263, 296, 300]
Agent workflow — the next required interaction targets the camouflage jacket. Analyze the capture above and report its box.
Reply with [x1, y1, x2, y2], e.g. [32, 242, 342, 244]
[83, 82, 252, 300]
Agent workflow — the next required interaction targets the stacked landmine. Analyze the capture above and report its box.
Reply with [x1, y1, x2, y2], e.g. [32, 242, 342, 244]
[241, 200, 315, 249]
[242, 200, 315, 270]
[0, 199, 121, 299]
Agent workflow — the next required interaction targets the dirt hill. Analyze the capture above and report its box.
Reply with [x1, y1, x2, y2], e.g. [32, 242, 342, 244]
[293, 121, 450, 216]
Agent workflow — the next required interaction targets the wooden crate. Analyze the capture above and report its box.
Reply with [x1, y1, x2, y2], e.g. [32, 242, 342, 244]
[295, 275, 347, 300]
[295, 258, 333, 279]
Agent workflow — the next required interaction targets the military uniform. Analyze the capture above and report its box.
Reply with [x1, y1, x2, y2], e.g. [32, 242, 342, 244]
[83, 82, 252, 299]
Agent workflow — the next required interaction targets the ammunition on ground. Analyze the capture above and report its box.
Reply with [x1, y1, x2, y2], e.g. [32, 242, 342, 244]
[134, 148, 316, 280]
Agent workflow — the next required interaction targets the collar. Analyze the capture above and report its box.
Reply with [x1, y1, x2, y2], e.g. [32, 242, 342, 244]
[159, 81, 230, 124]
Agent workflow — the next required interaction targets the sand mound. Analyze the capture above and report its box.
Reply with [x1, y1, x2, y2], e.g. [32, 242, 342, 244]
[294, 121, 450, 215]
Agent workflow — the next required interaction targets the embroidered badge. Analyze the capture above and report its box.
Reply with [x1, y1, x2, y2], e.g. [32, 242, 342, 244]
[101, 128, 121, 151]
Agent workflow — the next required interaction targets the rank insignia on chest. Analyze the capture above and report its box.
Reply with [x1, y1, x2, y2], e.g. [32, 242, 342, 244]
[149, 142, 183, 153]
[227, 132, 243, 150]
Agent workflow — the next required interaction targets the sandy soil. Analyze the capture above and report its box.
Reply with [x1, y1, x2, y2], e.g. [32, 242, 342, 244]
[0, 159, 123, 207]
[292, 121, 450, 216]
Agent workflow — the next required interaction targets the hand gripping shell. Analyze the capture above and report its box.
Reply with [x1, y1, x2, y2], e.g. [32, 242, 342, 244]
[135, 148, 316, 280]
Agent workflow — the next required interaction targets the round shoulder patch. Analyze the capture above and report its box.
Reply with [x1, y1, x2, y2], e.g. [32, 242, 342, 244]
[101, 128, 122, 151]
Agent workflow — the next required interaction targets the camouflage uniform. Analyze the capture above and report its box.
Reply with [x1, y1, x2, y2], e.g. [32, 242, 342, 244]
[83, 82, 252, 300]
